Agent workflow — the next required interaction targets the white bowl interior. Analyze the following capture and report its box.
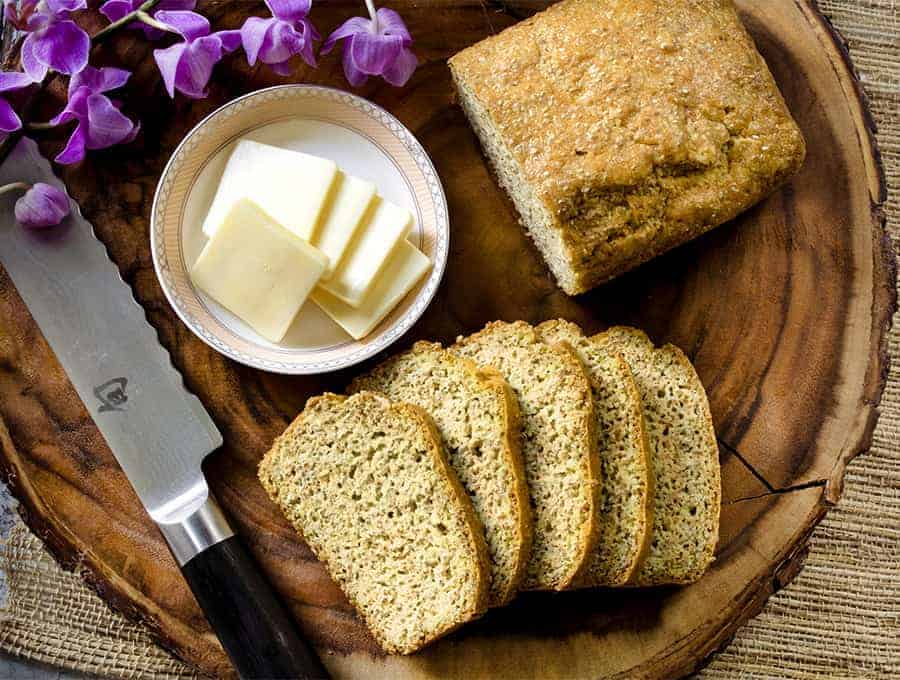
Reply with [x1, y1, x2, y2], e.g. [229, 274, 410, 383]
[182, 117, 426, 352]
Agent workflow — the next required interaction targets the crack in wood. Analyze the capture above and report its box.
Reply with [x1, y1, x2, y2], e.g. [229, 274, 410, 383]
[717, 436, 776, 492]
[724, 478, 827, 505]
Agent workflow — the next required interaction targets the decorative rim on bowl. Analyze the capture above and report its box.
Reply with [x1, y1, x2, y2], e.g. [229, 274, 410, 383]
[150, 84, 449, 374]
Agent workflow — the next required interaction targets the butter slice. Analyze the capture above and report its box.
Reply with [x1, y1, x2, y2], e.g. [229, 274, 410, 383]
[312, 240, 431, 340]
[318, 197, 412, 306]
[202, 140, 338, 241]
[192, 198, 328, 343]
[311, 173, 376, 276]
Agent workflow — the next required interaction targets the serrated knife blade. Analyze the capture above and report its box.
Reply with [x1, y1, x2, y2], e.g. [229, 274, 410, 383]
[0, 139, 328, 680]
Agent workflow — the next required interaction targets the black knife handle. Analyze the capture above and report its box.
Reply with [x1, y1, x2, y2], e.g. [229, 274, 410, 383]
[182, 534, 330, 680]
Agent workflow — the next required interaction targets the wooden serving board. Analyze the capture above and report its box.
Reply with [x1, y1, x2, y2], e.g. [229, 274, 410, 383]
[0, 1, 894, 678]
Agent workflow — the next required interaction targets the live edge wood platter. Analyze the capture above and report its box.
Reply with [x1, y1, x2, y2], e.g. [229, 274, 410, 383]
[0, 0, 894, 678]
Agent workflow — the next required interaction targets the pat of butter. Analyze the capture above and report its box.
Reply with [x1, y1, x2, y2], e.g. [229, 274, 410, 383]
[202, 140, 338, 241]
[311, 173, 376, 276]
[318, 197, 412, 306]
[192, 198, 328, 343]
[311, 239, 431, 340]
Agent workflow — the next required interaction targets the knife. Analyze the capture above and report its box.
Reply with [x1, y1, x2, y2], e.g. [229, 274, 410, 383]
[0, 139, 329, 680]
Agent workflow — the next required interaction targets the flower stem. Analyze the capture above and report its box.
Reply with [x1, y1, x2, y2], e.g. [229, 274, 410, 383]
[26, 121, 56, 131]
[0, 181, 30, 197]
[135, 10, 178, 35]
[365, 0, 378, 24]
[92, 0, 165, 43]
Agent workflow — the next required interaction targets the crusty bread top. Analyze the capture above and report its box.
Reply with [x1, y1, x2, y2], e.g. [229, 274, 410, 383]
[592, 327, 720, 585]
[536, 320, 653, 586]
[258, 391, 490, 654]
[453, 321, 600, 590]
[449, 0, 805, 238]
[348, 341, 532, 606]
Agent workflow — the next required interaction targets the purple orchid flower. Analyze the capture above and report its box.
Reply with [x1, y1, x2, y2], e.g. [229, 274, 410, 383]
[240, 0, 319, 76]
[152, 11, 242, 99]
[48, 65, 140, 164]
[5, 0, 91, 81]
[0, 71, 35, 134]
[14, 181, 70, 228]
[100, 0, 197, 40]
[322, 2, 417, 87]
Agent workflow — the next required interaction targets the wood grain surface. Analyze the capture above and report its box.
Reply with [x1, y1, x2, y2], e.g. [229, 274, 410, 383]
[0, 1, 894, 678]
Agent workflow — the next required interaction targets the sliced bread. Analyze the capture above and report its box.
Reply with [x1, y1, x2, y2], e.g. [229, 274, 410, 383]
[348, 342, 532, 606]
[453, 321, 600, 590]
[536, 320, 653, 586]
[258, 391, 490, 654]
[592, 327, 720, 585]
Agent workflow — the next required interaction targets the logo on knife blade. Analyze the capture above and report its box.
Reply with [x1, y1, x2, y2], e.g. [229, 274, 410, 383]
[94, 377, 128, 413]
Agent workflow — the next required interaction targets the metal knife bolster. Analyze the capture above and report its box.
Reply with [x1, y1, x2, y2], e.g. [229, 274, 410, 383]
[158, 494, 235, 566]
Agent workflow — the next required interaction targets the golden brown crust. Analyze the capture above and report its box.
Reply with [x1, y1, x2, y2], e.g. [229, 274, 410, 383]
[469, 363, 534, 605]
[450, 0, 807, 294]
[618, 356, 656, 585]
[547, 340, 601, 589]
[397, 400, 493, 623]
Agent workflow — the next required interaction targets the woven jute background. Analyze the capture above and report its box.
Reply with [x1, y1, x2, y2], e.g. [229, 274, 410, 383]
[0, 0, 897, 678]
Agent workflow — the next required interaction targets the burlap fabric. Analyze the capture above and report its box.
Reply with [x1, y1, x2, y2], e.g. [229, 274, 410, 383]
[0, 1, 897, 677]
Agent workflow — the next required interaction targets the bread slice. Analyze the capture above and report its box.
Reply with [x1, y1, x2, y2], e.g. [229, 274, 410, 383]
[453, 321, 600, 590]
[592, 327, 720, 585]
[536, 320, 653, 586]
[258, 391, 490, 654]
[349, 342, 532, 606]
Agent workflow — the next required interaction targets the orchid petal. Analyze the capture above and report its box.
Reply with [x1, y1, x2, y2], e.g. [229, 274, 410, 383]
[264, 0, 310, 23]
[98, 0, 132, 22]
[375, 8, 412, 44]
[14, 182, 70, 228]
[260, 21, 301, 64]
[70, 65, 131, 94]
[0, 71, 34, 92]
[20, 36, 49, 81]
[30, 20, 90, 75]
[0, 98, 21, 132]
[322, 16, 371, 54]
[342, 51, 369, 87]
[153, 42, 185, 98]
[154, 10, 210, 41]
[55, 122, 87, 163]
[349, 30, 403, 76]
[381, 45, 417, 86]
[173, 36, 222, 98]
[296, 17, 318, 66]
[215, 29, 243, 53]
[240, 16, 273, 66]
[84, 93, 137, 149]
[47, 0, 87, 15]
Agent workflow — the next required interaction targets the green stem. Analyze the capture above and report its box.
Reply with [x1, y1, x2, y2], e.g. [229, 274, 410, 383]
[0, 181, 30, 197]
[92, 0, 165, 43]
[135, 10, 178, 35]
[26, 121, 56, 131]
